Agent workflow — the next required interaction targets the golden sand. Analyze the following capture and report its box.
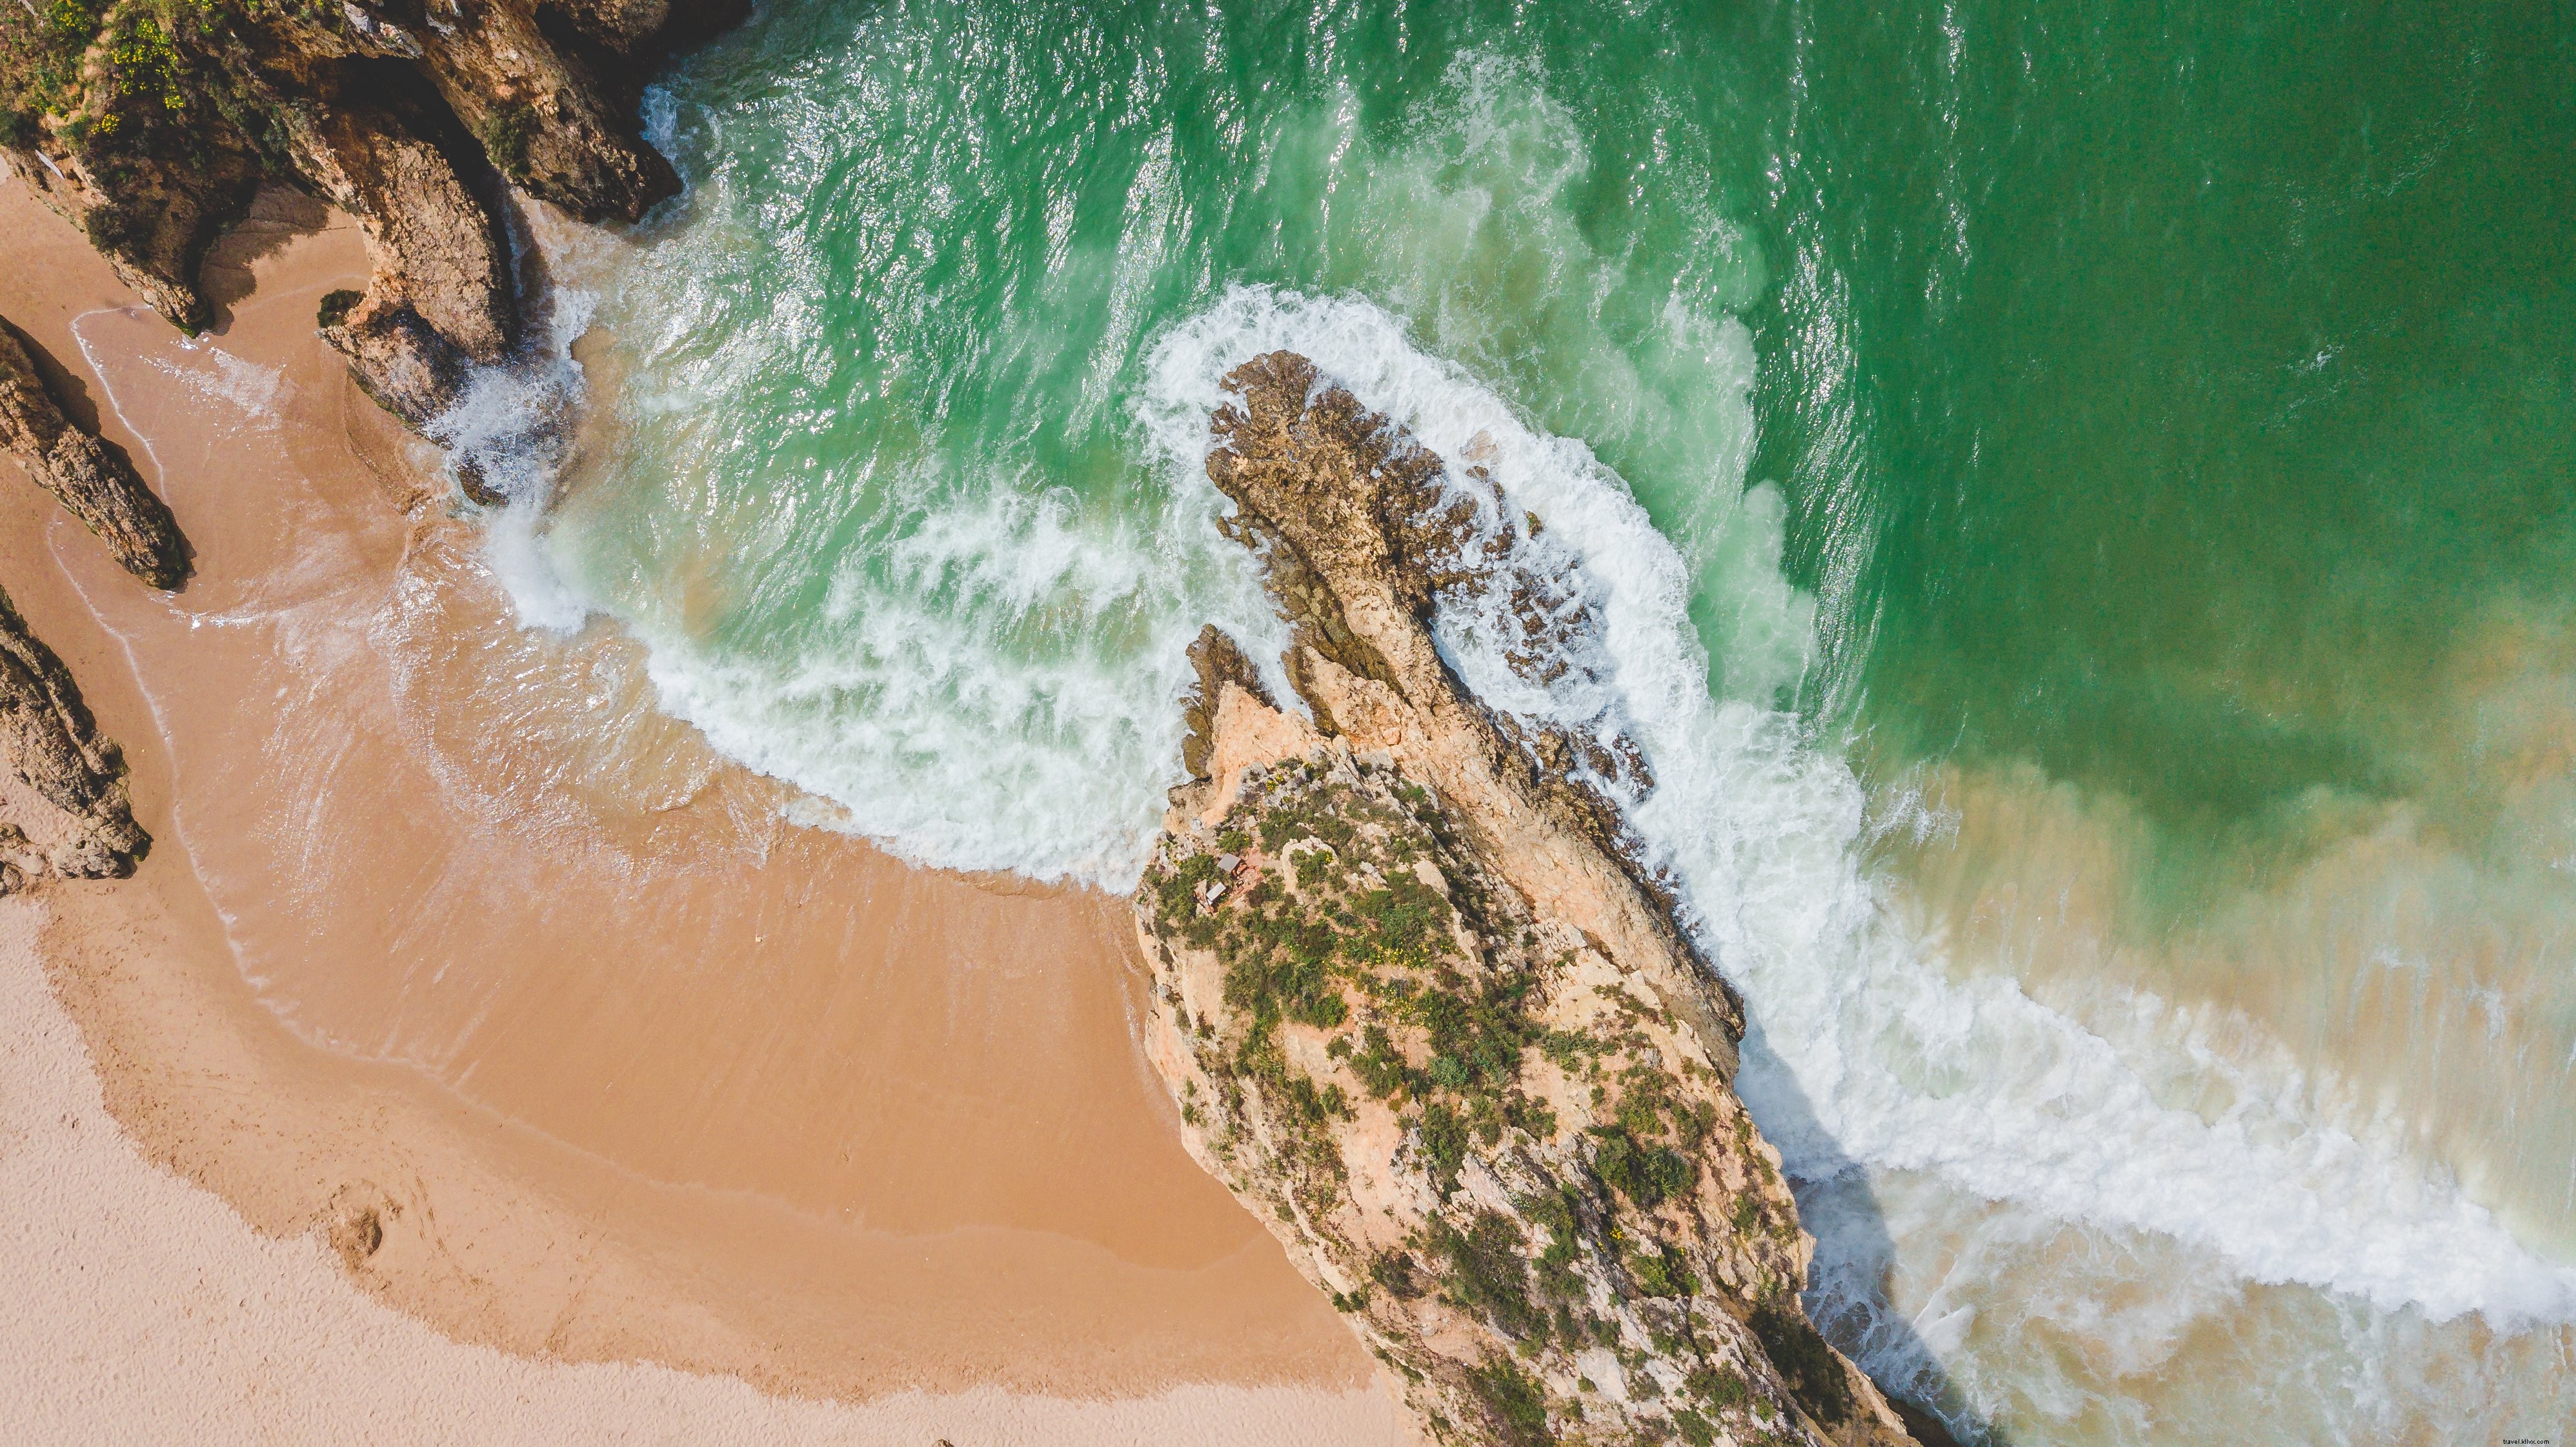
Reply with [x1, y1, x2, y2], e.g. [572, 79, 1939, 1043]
[0, 169, 1405, 1438]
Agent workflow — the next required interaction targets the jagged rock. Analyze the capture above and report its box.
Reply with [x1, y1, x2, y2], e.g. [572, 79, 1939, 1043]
[1131, 352, 1918, 1447]
[2, 124, 265, 337]
[3, 0, 742, 424]
[0, 583, 148, 889]
[0, 320, 188, 589]
[1181, 622, 1276, 784]
[1205, 350, 1742, 1058]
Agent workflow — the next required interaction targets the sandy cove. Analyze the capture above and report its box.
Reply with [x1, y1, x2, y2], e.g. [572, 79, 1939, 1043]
[0, 169, 1409, 1441]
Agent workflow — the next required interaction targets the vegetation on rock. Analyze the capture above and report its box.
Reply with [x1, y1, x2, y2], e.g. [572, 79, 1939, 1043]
[1132, 350, 1920, 1446]
[5, 0, 740, 426]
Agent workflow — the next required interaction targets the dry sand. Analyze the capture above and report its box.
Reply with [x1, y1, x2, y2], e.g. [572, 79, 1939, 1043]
[0, 168, 1406, 1440]
[0, 896, 1398, 1445]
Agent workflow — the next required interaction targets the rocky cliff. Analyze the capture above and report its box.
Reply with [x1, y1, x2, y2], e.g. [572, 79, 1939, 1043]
[0, 583, 147, 893]
[3, 0, 738, 424]
[1, 320, 188, 588]
[1134, 352, 1918, 1447]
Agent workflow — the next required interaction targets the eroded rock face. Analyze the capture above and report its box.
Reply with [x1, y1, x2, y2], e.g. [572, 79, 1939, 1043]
[1132, 352, 1917, 1447]
[0, 584, 147, 892]
[3, 0, 742, 423]
[0, 321, 188, 589]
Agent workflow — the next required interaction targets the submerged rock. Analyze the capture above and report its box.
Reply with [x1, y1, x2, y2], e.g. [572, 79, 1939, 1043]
[0, 583, 148, 891]
[0, 321, 188, 589]
[1134, 352, 1919, 1446]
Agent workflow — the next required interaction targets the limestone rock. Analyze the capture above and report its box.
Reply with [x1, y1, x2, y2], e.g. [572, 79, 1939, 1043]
[0, 321, 188, 589]
[1131, 352, 1920, 1447]
[0, 584, 148, 889]
[1181, 622, 1276, 784]
[3, 0, 743, 425]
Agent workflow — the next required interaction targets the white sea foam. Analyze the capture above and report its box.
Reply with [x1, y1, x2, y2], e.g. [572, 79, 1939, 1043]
[1136, 285, 2576, 1334]
[491, 229, 2576, 1349]
[439, 27, 2576, 1439]
[425, 284, 596, 516]
[582, 473, 1291, 884]
[146, 347, 288, 425]
[524, 267, 2576, 1328]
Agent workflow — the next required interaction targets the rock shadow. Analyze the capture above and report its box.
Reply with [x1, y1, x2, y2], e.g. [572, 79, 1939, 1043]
[199, 185, 338, 337]
[1, 317, 197, 592]
[1735, 1025, 2003, 1447]
[2, 316, 103, 438]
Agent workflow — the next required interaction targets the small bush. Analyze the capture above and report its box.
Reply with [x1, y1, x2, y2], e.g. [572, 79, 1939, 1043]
[1467, 1356, 1551, 1447]
[1417, 1102, 1467, 1189]
[1686, 1365, 1748, 1408]
[1369, 1249, 1425, 1299]
[316, 288, 361, 329]
[1749, 1302, 1851, 1426]
[1590, 1124, 1692, 1208]
[473, 99, 537, 177]
[1626, 1240, 1696, 1298]
[1436, 1211, 1539, 1339]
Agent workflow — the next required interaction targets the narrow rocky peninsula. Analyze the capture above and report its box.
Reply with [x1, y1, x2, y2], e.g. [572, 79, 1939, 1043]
[3, 0, 738, 423]
[0, 583, 146, 891]
[1136, 354, 1917, 1447]
[1, 320, 187, 588]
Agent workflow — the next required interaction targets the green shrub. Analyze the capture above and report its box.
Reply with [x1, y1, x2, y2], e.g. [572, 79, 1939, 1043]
[1436, 1211, 1540, 1339]
[1626, 1240, 1696, 1298]
[316, 288, 361, 329]
[1467, 1356, 1551, 1447]
[473, 99, 537, 177]
[1589, 1124, 1692, 1208]
[1417, 1101, 1467, 1189]
[1749, 1302, 1851, 1426]
[1686, 1365, 1748, 1408]
[1369, 1248, 1425, 1299]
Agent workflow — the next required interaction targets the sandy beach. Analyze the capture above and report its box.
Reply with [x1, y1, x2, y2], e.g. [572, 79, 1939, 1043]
[0, 169, 1407, 1439]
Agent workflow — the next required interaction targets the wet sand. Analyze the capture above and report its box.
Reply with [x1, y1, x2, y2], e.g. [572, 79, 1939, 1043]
[0, 170, 1404, 1436]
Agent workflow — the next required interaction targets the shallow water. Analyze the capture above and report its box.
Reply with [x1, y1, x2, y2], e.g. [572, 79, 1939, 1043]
[490, 1, 2575, 1439]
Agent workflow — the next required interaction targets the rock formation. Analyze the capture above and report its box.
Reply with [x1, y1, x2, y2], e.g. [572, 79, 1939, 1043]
[1134, 352, 1919, 1447]
[3, 0, 740, 424]
[1, 319, 188, 588]
[0, 583, 147, 893]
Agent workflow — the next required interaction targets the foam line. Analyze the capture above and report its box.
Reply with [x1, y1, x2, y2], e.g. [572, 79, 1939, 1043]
[1139, 285, 2576, 1329]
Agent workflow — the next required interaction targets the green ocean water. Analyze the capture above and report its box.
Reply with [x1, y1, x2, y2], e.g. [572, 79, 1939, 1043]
[525, 0, 2576, 1439]
[1780, 0, 2576, 852]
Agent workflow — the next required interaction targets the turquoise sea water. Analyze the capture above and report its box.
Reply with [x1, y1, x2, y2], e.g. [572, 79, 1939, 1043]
[499, 1, 2576, 1439]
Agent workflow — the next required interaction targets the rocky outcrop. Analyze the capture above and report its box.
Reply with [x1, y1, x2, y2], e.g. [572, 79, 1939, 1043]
[4, 0, 741, 424]
[1133, 352, 1917, 1447]
[0, 583, 147, 893]
[0, 320, 188, 589]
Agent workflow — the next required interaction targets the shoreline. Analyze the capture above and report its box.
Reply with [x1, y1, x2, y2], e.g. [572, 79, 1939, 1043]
[0, 891, 1394, 1444]
[0, 168, 1408, 1437]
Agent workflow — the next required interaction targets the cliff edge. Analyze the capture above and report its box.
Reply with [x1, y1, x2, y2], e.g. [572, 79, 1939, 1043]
[1134, 352, 1919, 1447]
